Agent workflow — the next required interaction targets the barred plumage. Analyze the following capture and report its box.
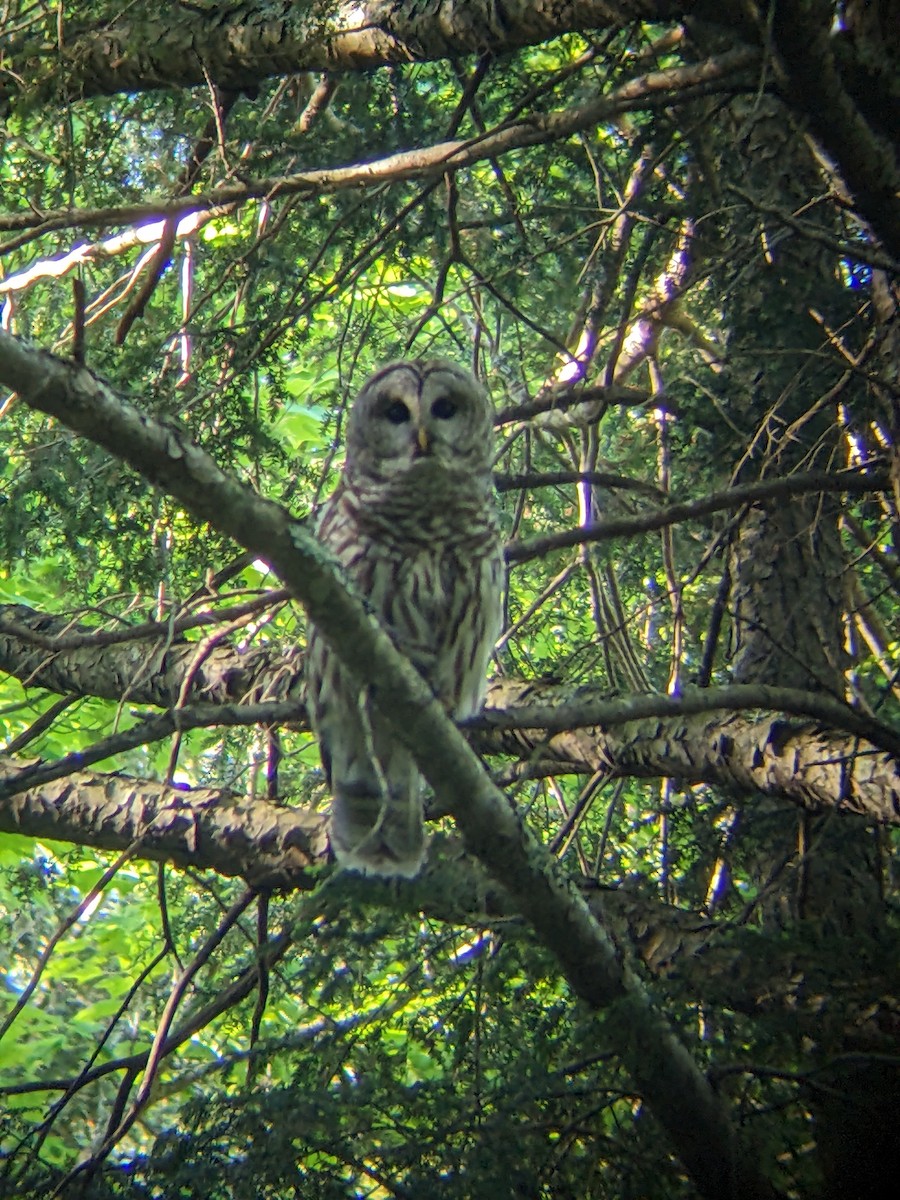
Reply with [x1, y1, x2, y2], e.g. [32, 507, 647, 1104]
[305, 359, 503, 877]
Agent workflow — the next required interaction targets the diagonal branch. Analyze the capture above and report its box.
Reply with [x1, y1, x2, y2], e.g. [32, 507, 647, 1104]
[769, 0, 900, 259]
[0, 51, 756, 245]
[506, 467, 891, 563]
[0, 326, 779, 1200]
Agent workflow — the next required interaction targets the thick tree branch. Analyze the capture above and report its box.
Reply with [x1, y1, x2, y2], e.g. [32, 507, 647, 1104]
[0, 755, 327, 885]
[0, 757, 781, 1000]
[0, 327, 779, 1200]
[1, 2, 747, 107]
[0, 602, 296, 709]
[479, 680, 900, 759]
[480, 680, 900, 827]
[3, 603, 897, 824]
[0, 745, 725, 982]
[2, 761, 881, 1040]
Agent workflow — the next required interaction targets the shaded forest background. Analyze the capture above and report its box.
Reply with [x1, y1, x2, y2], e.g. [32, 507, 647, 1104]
[0, 2, 898, 1197]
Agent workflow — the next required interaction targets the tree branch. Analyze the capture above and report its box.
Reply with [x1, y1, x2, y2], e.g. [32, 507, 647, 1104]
[0, 700, 300, 801]
[479, 680, 900, 827]
[506, 467, 891, 564]
[0, 764, 868, 1037]
[0, 51, 756, 245]
[3, 604, 897, 825]
[0, 326, 779, 1200]
[0, 755, 327, 884]
[769, 0, 900, 258]
[2, 2, 744, 107]
[0, 601, 296, 708]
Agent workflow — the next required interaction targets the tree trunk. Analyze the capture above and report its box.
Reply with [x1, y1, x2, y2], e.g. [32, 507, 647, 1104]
[708, 85, 898, 1194]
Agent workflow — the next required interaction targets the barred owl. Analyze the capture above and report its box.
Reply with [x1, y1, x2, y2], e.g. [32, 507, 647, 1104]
[305, 359, 503, 877]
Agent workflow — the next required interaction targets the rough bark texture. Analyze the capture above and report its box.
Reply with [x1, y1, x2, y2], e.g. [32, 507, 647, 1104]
[3, 1, 894, 253]
[769, 0, 900, 259]
[0, 757, 328, 885]
[2, 602, 897, 825]
[730, 498, 848, 693]
[728, 497, 898, 1193]
[6, 752, 893, 1178]
[2, 2, 698, 104]
[0, 603, 293, 708]
[707, 74, 899, 1194]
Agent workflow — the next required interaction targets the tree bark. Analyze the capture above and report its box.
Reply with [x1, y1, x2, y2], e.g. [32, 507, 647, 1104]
[0, 756, 328, 884]
[703, 76, 899, 1194]
[2, 600, 897, 825]
[2, 2, 707, 104]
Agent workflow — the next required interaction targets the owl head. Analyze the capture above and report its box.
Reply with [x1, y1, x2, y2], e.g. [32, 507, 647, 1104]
[344, 359, 495, 485]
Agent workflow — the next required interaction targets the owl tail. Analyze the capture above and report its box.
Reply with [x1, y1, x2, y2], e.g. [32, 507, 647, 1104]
[329, 754, 426, 878]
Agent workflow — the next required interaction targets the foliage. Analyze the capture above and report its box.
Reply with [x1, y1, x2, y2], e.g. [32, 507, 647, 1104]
[0, 3, 898, 1198]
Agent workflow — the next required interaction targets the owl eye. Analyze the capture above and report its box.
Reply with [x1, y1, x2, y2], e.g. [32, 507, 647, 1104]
[384, 399, 411, 424]
[431, 396, 457, 420]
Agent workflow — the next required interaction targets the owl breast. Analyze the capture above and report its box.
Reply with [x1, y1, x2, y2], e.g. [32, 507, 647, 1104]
[331, 470, 502, 717]
[353, 458, 494, 544]
[377, 540, 502, 717]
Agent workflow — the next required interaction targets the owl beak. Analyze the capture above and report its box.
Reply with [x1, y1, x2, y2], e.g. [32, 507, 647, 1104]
[415, 426, 432, 456]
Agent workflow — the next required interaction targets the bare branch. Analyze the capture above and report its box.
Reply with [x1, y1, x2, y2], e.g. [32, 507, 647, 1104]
[0, 701, 300, 803]
[0, 51, 756, 245]
[494, 469, 662, 496]
[494, 382, 650, 426]
[507, 467, 891, 563]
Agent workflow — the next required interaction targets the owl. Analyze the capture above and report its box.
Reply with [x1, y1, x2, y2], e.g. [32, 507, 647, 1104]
[305, 359, 503, 877]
